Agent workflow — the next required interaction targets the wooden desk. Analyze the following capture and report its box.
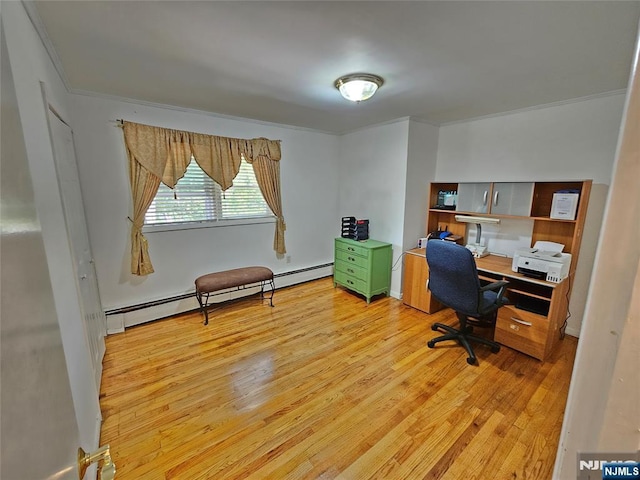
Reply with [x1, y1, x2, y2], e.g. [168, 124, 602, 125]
[402, 248, 569, 361]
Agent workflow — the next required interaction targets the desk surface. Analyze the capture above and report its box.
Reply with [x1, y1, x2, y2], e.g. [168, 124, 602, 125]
[406, 247, 563, 288]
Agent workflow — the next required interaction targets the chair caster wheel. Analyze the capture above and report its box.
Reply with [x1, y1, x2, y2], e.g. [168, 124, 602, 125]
[490, 345, 501, 354]
[466, 357, 477, 365]
[427, 341, 435, 348]
[431, 325, 438, 331]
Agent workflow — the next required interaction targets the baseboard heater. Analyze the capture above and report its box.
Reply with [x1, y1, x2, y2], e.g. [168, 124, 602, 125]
[104, 292, 196, 316]
[274, 262, 333, 279]
[105, 263, 334, 316]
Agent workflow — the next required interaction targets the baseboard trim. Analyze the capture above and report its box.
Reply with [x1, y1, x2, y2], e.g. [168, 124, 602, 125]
[105, 264, 333, 332]
[564, 326, 580, 338]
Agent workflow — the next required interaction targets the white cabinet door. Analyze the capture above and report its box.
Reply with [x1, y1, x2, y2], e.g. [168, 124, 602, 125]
[491, 182, 534, 216]
[456, 182, 491, 213]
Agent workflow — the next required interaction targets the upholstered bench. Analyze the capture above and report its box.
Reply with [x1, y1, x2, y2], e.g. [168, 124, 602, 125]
[195, 267, 275, 325]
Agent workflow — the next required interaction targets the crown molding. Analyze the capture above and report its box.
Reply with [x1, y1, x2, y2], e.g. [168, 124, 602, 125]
[440, 89, 627, 127]
[21, 1, 71, 91]
[69, 88, 338, 135]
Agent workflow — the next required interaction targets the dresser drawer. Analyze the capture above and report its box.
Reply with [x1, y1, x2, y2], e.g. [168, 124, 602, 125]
[335, 239, 370, 258]
[334, 261, 367, 282]
[334, 270, 367, 293]
[335, 249, 369, 269]
[494, 306, 549, 360]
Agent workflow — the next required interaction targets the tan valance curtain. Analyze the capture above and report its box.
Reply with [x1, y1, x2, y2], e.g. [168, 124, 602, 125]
[122, 121, 285, 275]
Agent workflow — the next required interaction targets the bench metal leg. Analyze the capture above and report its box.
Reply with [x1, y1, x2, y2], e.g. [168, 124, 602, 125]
[196, 291, 210, 325]
[198, 278, 275, 326]
[261, 278, 275, 307]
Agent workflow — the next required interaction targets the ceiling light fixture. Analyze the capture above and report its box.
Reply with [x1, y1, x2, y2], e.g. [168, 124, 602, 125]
[335, 73, 384, 102]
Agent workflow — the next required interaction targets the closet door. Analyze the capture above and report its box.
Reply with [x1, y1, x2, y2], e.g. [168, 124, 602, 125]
[48, 107, 106, 390]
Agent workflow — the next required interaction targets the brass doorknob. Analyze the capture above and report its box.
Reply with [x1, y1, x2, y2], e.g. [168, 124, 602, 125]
[78, 445, 116, 480]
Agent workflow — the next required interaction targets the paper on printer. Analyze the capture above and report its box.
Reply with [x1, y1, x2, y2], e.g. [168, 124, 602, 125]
[511, 241, 571, 283]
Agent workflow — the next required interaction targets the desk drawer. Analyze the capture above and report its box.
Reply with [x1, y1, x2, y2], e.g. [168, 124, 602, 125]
[335, 239, 370, 259]
[335, 249, 369, 269]
[495, 306, 549, 360]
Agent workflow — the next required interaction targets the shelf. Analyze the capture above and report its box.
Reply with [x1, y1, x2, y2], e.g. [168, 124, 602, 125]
[428, 208, 458, 213]
[430, 209, 578, 224]
[529, 216, 577, 223]
[505, 291, 551, 317]
[479, 274, 553, 301]
[507, 287, 551, 302]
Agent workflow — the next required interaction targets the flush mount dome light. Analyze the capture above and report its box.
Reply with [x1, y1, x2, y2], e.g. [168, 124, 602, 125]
[335, 73, 384, 102]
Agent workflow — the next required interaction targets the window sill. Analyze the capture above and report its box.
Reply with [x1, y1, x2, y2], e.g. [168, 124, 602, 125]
[143, 216, 276, 233]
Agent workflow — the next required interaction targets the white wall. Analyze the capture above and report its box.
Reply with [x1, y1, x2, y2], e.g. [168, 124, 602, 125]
[404, 119, 440, 251]
[436, 95, 624, 183]
[2, 0, 101, 452]
[338, 119, 411, 297]
[68, 94, 340, 311]
[436, 94, 626, 335]
[555, 29, 640, 477]
[1, 22, 82, 480]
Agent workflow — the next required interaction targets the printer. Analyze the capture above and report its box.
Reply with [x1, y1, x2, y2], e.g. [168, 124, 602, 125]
[511, 241, 571, 284]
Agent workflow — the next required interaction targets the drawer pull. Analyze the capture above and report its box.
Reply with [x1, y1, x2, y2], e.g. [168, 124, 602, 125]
[348, 247, 355, 251]
[348, 256, 355, 262]
[347, 280, 354, 285]
[511, 317, 532, 326]
[347, 268, 354, 274]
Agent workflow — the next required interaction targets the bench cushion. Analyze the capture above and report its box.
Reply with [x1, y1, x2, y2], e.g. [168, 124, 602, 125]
[195, 267, 274, 294]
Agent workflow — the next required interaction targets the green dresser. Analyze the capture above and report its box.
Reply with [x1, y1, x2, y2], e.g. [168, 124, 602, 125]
[334, 237, 392, 303]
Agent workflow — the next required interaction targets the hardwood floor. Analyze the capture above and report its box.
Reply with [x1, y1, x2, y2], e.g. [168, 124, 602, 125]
[99, 277, 577, 479]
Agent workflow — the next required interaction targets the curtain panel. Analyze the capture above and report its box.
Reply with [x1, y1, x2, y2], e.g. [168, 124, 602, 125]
[122, 121, 285, 275]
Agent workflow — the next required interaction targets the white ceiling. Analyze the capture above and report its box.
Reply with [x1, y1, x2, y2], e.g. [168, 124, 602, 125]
[32, 1, 640, 133]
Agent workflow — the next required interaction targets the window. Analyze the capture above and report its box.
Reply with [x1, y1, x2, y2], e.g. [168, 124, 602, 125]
[145, 157, 273, 227]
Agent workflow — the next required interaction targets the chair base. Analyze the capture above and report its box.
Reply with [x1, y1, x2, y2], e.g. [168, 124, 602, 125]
[427, 313, 500, 365]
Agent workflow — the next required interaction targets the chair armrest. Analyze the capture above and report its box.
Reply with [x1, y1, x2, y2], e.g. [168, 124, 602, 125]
[481, 280, 510, 304]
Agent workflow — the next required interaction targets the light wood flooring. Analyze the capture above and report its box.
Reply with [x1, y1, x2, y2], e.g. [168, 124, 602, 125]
[99, 277, 577, 479]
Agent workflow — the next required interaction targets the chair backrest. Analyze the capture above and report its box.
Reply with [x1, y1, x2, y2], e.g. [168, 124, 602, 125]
[426, 240, 482, 316]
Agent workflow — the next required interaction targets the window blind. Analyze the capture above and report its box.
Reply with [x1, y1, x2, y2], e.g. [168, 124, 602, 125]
[145, 158, 272, 226]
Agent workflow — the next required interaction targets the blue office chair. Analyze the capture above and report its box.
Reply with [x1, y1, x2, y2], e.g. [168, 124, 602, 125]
[425, 240, 509, 365]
